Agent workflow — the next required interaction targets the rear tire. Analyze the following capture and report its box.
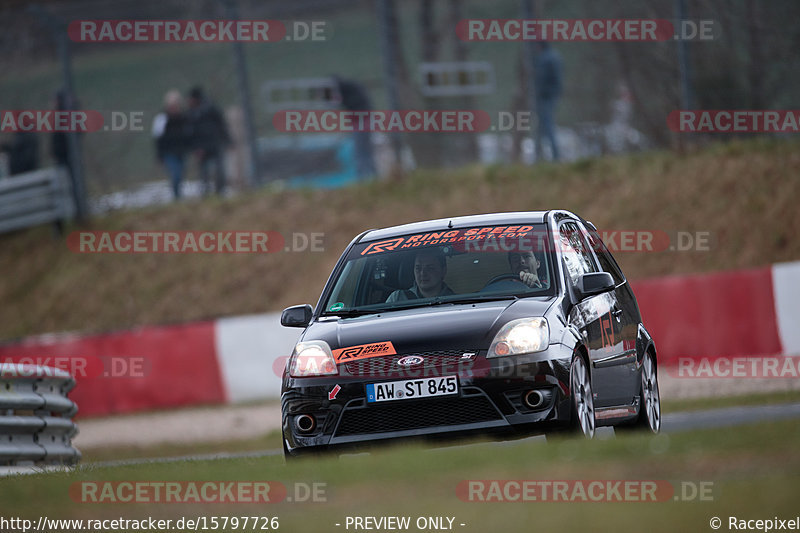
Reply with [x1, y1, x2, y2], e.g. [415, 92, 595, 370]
[569, 355, 595, 438]
[620, 350, 661, 433]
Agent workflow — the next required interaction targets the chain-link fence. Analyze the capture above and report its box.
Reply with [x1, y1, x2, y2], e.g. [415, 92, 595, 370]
[1, 0, 798, 210]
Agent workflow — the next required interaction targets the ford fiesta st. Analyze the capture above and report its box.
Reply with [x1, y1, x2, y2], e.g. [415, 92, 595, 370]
[280, 211, 661, 457]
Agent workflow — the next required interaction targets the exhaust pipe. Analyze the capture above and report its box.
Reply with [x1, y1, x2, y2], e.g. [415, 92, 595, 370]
[294, 414, 316, 433]
[523, 390, 546, 409]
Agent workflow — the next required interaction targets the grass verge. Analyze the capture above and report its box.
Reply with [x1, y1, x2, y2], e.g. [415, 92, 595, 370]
[2, 417, 798, 533]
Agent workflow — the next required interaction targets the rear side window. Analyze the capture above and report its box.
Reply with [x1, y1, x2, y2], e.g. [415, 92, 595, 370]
[558, 222, 597, 285]
[585, 229, 626, 286]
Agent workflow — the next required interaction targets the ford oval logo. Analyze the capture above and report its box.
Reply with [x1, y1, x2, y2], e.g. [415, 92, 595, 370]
[397, 355, 424, 367]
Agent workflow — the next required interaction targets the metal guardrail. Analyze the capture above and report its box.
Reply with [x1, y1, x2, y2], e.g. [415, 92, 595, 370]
[0, 364, 80, 466]
[0, 166, 75, 234]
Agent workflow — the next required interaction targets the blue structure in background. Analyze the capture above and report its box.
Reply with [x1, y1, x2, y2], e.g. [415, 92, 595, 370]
[258, 134, 362, 189]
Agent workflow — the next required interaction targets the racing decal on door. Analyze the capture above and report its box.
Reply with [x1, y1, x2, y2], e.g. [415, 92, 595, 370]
[332, 341, 397, 363]
[601, 311, 616, 348]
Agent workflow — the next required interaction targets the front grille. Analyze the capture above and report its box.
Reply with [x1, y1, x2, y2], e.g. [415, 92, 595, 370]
[344, 349, 474, 377]
[334, 394, 502, 436]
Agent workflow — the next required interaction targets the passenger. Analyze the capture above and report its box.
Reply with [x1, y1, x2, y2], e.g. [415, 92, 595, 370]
[386, 248, 454, 302]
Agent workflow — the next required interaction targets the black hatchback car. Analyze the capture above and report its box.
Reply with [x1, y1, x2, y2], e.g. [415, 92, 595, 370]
[280, 211, 660, 457]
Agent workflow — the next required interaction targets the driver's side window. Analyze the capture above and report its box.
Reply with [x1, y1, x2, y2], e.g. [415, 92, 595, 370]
[559, 222, 597, 285]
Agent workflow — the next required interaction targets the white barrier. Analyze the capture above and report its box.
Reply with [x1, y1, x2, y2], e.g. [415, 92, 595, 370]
[772, 261, 800, 356]
[215, 313, 301, 402]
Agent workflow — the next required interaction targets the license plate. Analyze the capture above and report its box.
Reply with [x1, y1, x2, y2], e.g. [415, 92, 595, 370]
[366, 376, 458, 403]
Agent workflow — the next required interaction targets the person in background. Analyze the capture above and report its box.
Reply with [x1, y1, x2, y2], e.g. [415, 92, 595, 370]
[534, 41, 563, 161]
[187, 86, 230, 196]
[50, 88, 84, 213]
[51, 89, 76, 179]
[152, 89, 190, 200]
[334, 76, 377, 180]
[0, 131, 39, 175]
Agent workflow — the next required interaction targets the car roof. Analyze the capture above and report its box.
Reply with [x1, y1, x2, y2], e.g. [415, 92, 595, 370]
[359, 211, 553, 242]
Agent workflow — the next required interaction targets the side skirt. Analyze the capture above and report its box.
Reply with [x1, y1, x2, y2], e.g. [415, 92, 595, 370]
[594, 396, 640, 426]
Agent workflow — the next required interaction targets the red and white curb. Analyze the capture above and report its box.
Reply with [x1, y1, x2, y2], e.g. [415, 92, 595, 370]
[1, 261, 798, 417]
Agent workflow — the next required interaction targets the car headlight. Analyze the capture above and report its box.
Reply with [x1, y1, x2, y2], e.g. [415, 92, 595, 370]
[487, 317, 549, 357]
[288, 340, 338, 377]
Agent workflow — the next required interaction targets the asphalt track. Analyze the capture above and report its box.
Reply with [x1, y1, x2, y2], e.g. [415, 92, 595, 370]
[74, 401, 800, 470]
[3, 402, 798, 476]
[660, 401, 800, 432]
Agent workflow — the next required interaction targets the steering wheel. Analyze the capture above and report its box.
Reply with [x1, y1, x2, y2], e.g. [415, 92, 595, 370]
[482, 273, 527, 290]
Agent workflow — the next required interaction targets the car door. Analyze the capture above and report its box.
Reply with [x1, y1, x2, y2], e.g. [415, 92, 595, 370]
[583, 224, 642, 404]
[558, 220, 625, 407]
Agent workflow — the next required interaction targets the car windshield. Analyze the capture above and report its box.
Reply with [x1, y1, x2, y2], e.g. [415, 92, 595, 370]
[321, 224, 556, 315]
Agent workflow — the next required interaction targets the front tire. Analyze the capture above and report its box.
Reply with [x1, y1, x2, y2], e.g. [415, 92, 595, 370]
[570, 355, 595, 438]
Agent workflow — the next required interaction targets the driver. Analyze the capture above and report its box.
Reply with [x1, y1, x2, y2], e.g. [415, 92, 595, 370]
[386, 248, 454, 302]
[508, 250, 547, 288]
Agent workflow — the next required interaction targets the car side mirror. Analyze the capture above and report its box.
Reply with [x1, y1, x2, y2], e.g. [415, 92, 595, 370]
[280, 304, 313, 328]
[576, 272, 615, 300]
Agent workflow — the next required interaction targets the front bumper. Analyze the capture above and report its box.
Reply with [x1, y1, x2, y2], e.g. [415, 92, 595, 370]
[281, 343, 575, 455]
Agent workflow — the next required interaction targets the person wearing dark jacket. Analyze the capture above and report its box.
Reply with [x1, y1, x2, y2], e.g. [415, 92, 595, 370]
[153, 89, 190, 200]
[51, 89, 77, 176]
[534, 42, 563, 161]
[1, 131, 38, 175]
[187, 86, 230, 196]
[334, 76, 376, 179]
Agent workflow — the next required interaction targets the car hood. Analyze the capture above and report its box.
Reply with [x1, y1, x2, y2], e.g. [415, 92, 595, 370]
[303, 297, 555, 353]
